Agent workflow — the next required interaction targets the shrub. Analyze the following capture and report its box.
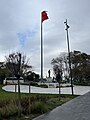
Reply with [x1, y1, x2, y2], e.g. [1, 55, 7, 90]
[30, 82, 38, 87]
[47, 98, 59, 106]
[0, 100, 10, 108]
[21, 97, 29, 114]
[31, 101, 48, 114]
[39, 84, 48, 88]
[0, 101, 18, 119]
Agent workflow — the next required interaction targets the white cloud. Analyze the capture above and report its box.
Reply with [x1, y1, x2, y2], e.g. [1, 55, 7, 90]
[0, 0, 90, 77]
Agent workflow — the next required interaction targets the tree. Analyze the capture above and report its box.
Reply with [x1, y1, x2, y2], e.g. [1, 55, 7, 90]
[0, 62, 6, 83]
[51, 52, 69, 82]
[51, 58, 62, 100]
[5, 52, 32, 78]
[51, 56, 63, 78]
[71, 50, 90, 85]
[51, 50, 90, 86]
[5, 52, 32, 116]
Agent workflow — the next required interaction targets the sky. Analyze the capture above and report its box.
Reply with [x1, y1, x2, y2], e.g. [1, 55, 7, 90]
[0, 0, 90, 77]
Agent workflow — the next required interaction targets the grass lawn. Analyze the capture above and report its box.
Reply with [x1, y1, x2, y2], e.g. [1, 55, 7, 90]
[0, 84, 78, 120]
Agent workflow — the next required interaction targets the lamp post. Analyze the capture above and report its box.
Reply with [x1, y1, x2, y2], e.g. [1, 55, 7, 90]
[17, 53, 21, 117]
[64, 19, 74, 95]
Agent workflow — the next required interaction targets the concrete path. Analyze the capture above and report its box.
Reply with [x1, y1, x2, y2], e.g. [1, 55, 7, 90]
[2, 85, 90, 95]
[33, 92, 90, 120]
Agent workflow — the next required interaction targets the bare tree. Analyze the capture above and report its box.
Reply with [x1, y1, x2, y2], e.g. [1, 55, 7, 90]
[51, 52, 69, 82]
[5, 52, 32, 78]
[51, 56, 63, 76]
[5, 52, 32, 117]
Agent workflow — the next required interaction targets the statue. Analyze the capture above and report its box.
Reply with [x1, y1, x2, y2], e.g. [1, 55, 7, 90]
[48, 69, 51, 78]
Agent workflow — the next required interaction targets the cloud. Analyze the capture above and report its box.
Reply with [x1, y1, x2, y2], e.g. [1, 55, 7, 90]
[0, 0, 90, 77]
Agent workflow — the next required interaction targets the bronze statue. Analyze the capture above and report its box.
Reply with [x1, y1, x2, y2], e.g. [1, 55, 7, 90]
[48, 69, 50, 78]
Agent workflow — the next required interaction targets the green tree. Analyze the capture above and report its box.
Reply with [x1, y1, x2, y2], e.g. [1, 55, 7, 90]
[51, 50, 90, 85]
[71, 50, 90, 85]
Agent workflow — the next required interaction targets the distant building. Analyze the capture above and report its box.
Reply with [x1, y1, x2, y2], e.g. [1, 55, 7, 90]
[4, 77, 24, 84]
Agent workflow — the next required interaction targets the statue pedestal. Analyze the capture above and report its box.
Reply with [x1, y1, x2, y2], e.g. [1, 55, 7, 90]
[46, 77, 52, 83]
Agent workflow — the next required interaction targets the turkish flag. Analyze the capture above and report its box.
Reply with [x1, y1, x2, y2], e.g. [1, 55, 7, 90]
[42, 11, 48, 22]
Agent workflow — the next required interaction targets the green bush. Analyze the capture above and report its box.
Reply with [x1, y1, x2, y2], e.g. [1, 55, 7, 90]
[21, 95, 48, 114]
[30, 82, 38, 87]
[39, 84, 48, 88]
[31, 101, 48, 114]
[47, 98, 60, 106]
[74, 81, 90, 86]
[0, 101, 18, 119]
[21, 97, 29, 114]
[0, 85, 77, 119]
[0, 100, 10, 108]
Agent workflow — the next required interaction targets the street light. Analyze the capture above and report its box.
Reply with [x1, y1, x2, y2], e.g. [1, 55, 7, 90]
[64, 19, 74, 95]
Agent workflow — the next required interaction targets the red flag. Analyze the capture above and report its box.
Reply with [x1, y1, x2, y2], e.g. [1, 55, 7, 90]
[42, 11, 48, 22]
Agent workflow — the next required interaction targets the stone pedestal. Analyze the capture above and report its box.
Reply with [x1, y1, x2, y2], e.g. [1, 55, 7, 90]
[46, 77, 52, 83]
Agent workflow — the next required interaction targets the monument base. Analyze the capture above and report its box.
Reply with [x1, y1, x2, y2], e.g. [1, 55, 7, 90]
[46, 77, 52, 83]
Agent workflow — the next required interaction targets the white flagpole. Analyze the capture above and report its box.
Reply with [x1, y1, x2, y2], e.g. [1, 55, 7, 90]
[41, 13, 43, 82]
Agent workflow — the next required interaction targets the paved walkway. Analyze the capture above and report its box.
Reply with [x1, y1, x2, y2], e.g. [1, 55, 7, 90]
[33, 92, 90, 120]
[2, 85, 90, 95]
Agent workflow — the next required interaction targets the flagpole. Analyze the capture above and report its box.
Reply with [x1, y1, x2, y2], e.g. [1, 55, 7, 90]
[41, 11, 48, 82]
[64, 19, 74, 95]
[41, 13, 43, 82]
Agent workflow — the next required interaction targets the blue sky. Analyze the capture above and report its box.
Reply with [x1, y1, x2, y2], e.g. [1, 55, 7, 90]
[0, 0, 90, 77]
